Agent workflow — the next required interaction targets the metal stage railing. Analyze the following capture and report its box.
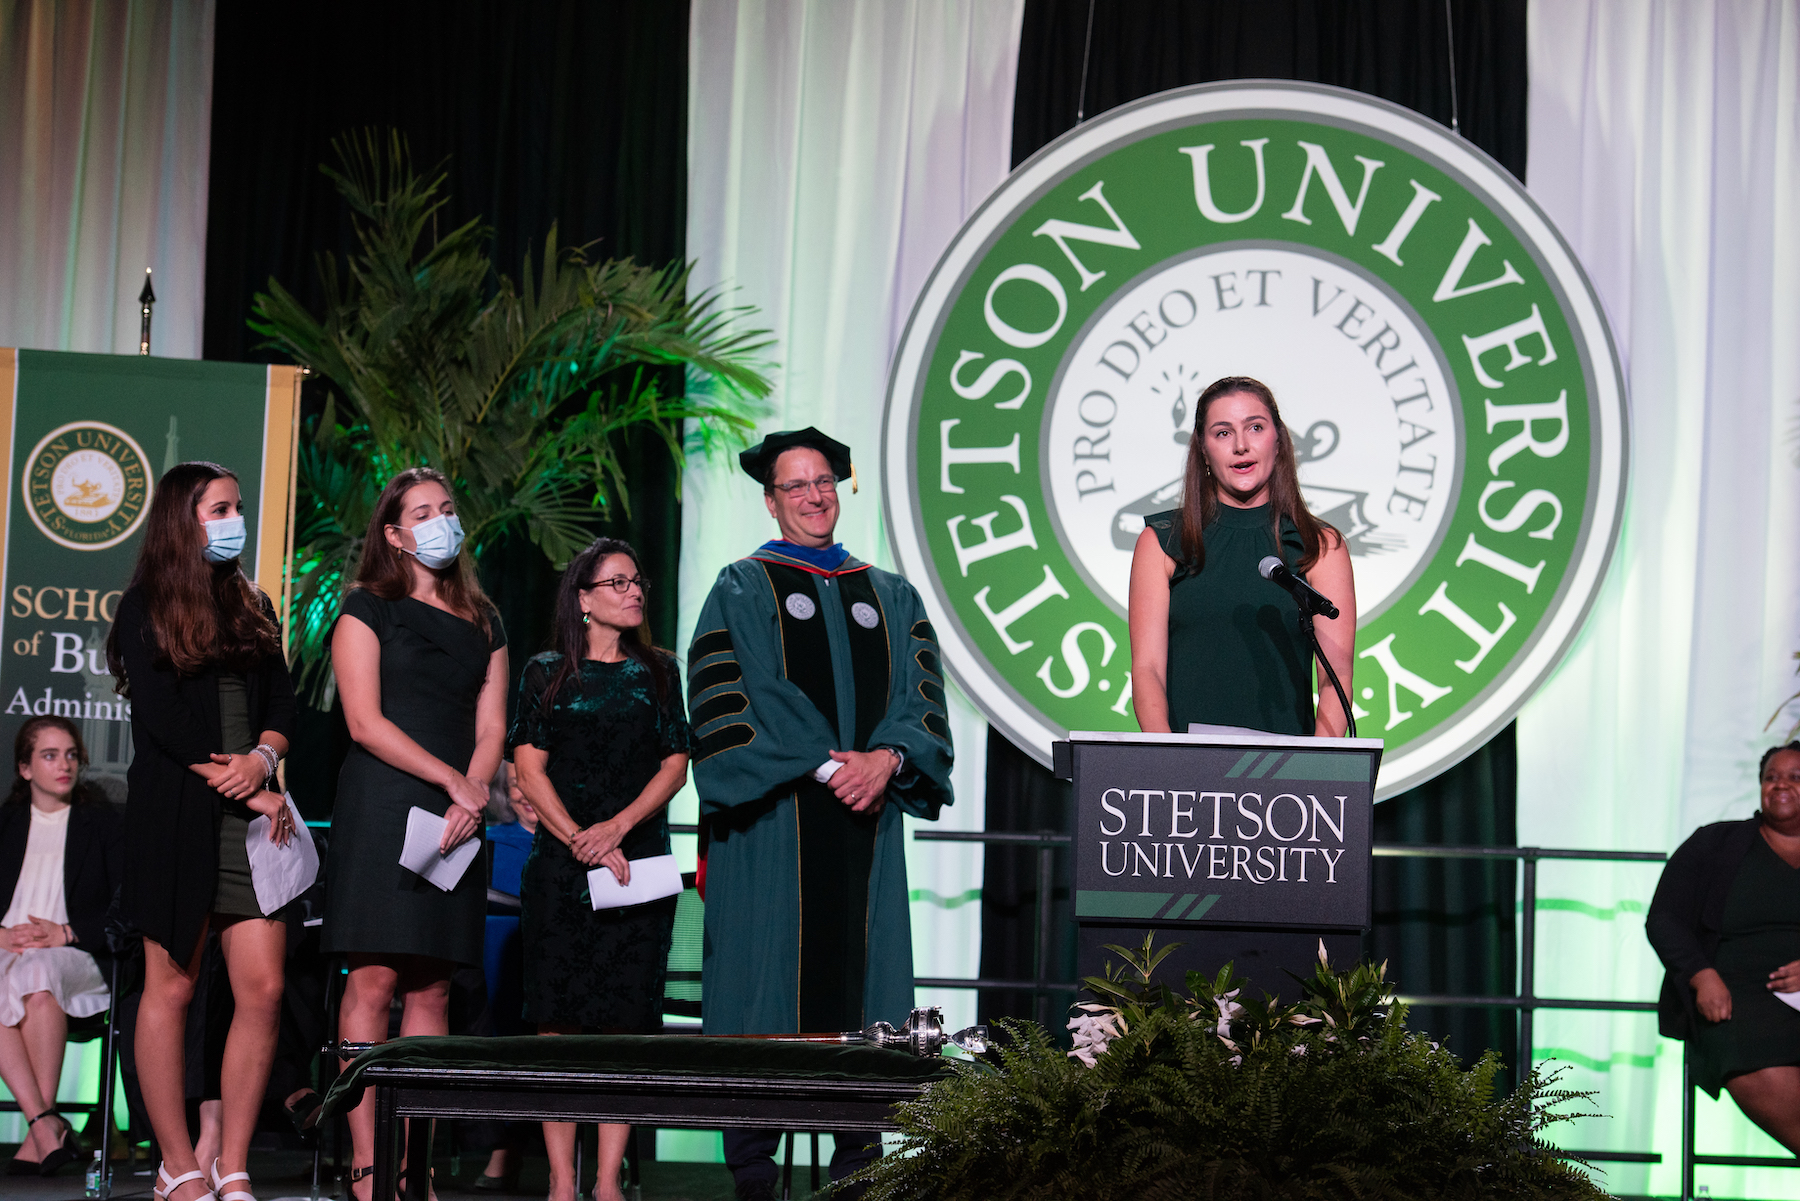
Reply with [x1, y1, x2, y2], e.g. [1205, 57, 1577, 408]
[540, 824, 1799, 1195]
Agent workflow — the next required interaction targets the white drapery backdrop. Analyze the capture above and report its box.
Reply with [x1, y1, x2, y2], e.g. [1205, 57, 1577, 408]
[679, 0, 1025, 1049]
[1522, 2, 1800, 1194]
[0, 0, 214, 357]
[0, 0, 214, 1140]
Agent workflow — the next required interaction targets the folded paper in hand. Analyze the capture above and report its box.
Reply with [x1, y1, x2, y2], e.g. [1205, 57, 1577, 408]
[1778, 991, 1800, 1014]
[245, 795, 320, 916]
[587, 854, 683, 911]
[400, 807, 481, 891]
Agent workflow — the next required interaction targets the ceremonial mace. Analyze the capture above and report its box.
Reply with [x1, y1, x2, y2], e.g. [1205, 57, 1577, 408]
[715, 1006, 990, 1057]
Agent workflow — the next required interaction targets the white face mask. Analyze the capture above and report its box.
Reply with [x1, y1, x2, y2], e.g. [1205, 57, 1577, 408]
[405, 513, 464, 569]
[203, 515, 246, 564]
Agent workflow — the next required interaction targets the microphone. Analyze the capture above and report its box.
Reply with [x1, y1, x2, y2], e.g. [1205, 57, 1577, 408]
[1258, 555, 1339, 620]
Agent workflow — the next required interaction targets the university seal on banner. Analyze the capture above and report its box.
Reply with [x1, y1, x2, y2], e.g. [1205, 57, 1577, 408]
[24, 421, 153, 551]
[882, 81, 1627, 797]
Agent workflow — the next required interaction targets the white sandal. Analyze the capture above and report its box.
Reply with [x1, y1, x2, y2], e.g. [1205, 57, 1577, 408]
[209, 1159, 257, 1201]
[155, 1166, 219, 1201]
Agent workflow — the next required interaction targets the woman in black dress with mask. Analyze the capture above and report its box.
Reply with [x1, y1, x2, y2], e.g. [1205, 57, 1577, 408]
[508, 538, 694, 1201]
[107, 461, 296, 1201]
[324, 466, 508, 1200]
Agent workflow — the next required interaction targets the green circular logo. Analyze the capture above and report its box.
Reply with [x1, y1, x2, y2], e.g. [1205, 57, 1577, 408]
[24, 421, 153, 551]
[882, 82, 1626, 797]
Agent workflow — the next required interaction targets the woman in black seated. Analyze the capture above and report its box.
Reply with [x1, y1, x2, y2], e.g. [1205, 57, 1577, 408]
[508, 538, 695, 1201]
[1648, 741, 1800, 1148]
[0, 717, 121, 1175]
[1127, 375, 1356, 738]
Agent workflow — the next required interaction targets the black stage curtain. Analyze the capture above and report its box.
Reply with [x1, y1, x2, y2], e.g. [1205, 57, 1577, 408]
[204, 0, 690, 814]
[983, 0, 1525, 1082]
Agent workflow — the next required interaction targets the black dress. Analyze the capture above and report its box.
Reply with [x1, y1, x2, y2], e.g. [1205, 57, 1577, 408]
[322, 590, 505, 967]
[1689, 834, 1800, 1095]
[113, 587, 296, 960]
[507, 651, 696, 1030]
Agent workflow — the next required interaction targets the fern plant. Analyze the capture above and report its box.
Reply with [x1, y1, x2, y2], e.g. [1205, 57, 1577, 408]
[854, 938, 1609, 1201]
[249, 131, 772, 701]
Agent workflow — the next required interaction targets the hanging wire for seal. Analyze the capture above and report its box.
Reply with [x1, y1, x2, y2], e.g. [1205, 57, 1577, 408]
[1444, 0, 1461, 135]
[1075, 0, 1097, 125]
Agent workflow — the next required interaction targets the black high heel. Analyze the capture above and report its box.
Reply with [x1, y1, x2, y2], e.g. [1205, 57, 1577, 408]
[283, 1087, 324, 1135]
[30, 1109, 82, 1176]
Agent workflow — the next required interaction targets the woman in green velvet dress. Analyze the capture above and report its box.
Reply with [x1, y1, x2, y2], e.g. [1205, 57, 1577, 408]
[508, 537, 694, 1201]
[1127, 376, 1357, 737]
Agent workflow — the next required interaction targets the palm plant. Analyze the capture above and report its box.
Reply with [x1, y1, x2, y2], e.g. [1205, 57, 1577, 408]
[250, 131, 771, 702]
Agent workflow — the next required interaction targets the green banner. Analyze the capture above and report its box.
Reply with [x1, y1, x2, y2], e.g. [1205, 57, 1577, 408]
[0, 349, 299, 799]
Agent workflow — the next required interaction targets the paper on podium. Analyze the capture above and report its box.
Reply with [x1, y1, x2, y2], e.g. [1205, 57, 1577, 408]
[244, 794, 319, 916]
[587, 854, 684, 911]
[400, 807, 481, 891]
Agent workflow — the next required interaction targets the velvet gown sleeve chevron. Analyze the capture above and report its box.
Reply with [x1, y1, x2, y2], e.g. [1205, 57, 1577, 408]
[688, 549, 954, 1036]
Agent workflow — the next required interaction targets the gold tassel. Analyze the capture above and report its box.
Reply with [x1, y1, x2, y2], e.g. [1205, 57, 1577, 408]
[850, 463, 859, 494]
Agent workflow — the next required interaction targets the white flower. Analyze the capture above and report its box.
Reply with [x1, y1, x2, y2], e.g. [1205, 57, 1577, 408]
[1214, 988, 1245, 1040]
[1066, 1012, 1120, 1067]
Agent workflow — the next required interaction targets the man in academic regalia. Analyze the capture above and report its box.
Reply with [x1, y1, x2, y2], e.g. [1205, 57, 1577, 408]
[689, 428, 955, 1201]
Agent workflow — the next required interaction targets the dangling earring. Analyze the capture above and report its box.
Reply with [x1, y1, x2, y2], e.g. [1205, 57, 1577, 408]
[582, 612, 591, 626]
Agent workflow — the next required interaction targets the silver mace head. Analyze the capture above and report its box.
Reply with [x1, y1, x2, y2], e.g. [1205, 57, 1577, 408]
[325, 1040, 378, 1058]
[850, 1006, 989, 1057]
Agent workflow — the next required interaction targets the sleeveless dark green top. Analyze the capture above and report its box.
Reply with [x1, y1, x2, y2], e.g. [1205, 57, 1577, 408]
[1146, 503, 1312, 736]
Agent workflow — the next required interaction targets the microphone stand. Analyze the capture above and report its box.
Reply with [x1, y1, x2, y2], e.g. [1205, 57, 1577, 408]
[1295, 601, 1356, 740]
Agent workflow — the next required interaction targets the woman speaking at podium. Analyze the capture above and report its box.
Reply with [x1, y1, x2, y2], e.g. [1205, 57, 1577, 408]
[1128, 376, 1356, 737]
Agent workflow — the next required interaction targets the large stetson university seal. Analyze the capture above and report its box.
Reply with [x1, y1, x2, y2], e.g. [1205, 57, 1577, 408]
[24, 422, 153, 551]
[882, 82, 1627, 797]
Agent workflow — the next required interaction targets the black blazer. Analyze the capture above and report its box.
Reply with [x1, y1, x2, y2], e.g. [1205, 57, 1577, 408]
[1645, 815, 1764, 1040]
[0, 794, 123, 974]
[114, 586, 297, 961]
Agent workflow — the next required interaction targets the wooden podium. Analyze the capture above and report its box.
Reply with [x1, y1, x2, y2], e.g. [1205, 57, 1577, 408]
[1052, 731, 1383, 994]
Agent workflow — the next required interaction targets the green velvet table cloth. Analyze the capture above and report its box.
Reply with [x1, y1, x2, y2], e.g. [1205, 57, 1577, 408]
[321, 1034, 955, 1119]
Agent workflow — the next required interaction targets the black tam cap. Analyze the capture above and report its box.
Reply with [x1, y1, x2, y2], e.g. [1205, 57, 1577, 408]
[739, 427, 854, 487]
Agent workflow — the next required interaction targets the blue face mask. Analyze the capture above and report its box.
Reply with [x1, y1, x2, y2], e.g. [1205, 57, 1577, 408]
[203, 515, 246, 564]
[406, 513, 465, 569]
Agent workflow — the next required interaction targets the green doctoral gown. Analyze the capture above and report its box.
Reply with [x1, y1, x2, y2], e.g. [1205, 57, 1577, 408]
[689, 545, 954, 1035]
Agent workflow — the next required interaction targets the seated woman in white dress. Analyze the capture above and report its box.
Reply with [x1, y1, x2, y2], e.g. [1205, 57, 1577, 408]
[0, 716, 122, 1176]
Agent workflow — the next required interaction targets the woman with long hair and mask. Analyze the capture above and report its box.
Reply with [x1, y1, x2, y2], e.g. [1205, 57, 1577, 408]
[1128, 376, 1357, 738]
[105, 461, 297, 1201]
[0, 717, 121, 1176]
[507, 538, 694, 1201]
[323, 466, 508, 1200]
